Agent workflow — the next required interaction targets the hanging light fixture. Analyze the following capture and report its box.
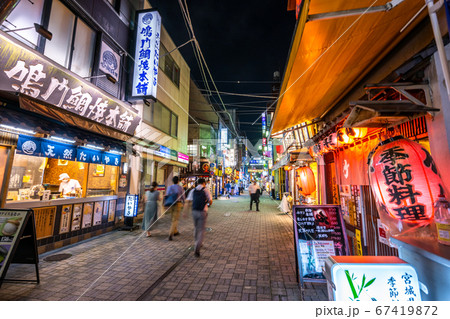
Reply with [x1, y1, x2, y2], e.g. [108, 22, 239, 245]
[369, 136, 444, 225]
[296, 166, 316, 196]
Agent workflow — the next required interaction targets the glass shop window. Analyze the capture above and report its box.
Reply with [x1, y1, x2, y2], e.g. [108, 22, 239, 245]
[44, 0, 96, 77]
[6, 154, 118, 201]
[0, 0, 45, 48]
[160, 44, 180, 88]
[143, 101, 178, 137]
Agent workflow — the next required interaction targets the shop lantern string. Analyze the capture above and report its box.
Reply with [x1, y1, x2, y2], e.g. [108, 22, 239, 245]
[338, 127, 368, 146]
[296, 166, 316, 196]
[368, 135, 444, 227]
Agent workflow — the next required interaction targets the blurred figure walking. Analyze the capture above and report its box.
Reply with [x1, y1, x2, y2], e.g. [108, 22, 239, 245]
[186, 178, 212, 257]
[248, 180, 261, 211]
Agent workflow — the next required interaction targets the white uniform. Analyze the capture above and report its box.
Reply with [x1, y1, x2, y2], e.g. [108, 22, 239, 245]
[59, 179, 81, 195]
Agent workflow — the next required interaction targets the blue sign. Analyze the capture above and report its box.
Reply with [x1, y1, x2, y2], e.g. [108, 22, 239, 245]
[77, 148, 102, 164]
[102, 153, 121, 166]
[17, 135, 41, 156]
[124, 194, 139, 217]
[41, 140, 77, 161]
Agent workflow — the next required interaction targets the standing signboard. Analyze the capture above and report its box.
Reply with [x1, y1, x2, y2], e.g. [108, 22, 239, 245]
[292, 205, 349, 286]
[0, 209, 39, 288]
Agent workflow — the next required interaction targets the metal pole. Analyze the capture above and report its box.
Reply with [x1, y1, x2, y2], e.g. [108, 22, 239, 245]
[426, 0, 450, 100]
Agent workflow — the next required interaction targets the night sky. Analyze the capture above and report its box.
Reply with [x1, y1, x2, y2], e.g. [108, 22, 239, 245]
[149, 0, 297, 145]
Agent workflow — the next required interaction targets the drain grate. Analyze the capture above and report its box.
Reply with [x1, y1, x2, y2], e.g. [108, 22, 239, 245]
[43, 253, 72, 262]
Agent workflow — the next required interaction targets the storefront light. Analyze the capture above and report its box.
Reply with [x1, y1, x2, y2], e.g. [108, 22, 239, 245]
[50, 136, 76, 144]
[109, 150, 124, 155]
[85, 144, 104, 150]
[0, 124, 35, 135]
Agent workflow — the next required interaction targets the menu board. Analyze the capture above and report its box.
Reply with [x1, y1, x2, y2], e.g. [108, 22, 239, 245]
[292, 205, 349, 282]
[82, 203, 93, 229]
[71, 204, 82, 231]
[59, 205, 72, 234]
[0, 210, 28, 277]
[93, 202, 103, 226]
[103, 201, 109, 216]
[34, 206, 56, 239]
[108, 200, 116, 222]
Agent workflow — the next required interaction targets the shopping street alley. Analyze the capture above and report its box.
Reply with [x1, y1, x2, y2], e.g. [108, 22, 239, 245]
[0, 194, 327, 301]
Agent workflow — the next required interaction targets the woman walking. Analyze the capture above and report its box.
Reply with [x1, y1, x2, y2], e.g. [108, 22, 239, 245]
[142, 182, 161, 237]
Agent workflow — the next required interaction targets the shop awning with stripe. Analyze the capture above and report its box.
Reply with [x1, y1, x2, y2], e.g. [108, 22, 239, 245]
[271, 0, 428, 134]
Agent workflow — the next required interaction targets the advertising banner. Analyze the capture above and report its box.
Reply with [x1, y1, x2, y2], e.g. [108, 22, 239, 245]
[82, 203, 93, 229]
[59, 205, 72, 234]
[0, 210, 27, 277]
[93, 202, 103, 226]
[71, 204, 82, 231]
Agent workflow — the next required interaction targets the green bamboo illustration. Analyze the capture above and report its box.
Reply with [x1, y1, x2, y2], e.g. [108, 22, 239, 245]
[344, 270, 376, 300]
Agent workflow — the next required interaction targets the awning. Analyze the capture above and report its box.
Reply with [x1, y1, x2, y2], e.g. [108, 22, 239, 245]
[272, 0, 428, 134]
[344, 100, 439, 127]
[0, 106, 126, 152]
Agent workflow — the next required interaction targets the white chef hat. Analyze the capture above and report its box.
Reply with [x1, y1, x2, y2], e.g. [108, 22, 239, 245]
[59, 173, 70, 180]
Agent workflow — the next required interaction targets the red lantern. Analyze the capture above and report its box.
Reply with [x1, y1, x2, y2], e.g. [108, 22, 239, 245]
[338, 127, 368, 145]
[296, 166, 316, 196]
[369, 136, 444, 225]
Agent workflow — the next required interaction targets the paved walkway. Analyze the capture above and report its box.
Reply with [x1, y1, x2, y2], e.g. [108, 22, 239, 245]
[0, 194, 328, 301]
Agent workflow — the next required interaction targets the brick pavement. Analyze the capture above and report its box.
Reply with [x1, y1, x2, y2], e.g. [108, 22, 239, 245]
[0, 194, 328, 301]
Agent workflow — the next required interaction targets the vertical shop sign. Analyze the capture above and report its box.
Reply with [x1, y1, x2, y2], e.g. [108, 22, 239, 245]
[292, 205, 349, 283]
[124, 195, 138, 217]
[71, 204, 82, 231]
[59, 205, 72, 234]
[34, 206, 56, 239]
[131, 9, 161, 100]
[82, 203, 93, 229]
[103, 201, 109, 216]
[93, 202, 103, 226]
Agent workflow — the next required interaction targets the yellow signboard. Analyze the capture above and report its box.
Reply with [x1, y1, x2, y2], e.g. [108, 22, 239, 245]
[34, 206, 56, 239]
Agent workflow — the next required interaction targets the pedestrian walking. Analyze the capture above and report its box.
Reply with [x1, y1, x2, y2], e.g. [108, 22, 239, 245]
[164, 176, 185, 241]
[142, 182, 160, 237]
[248, 180, 261, 211]
[225, 181, 231, 198]
[186, 178, 212, 257]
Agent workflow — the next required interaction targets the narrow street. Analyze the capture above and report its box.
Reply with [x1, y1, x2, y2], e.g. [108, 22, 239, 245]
[0, 195, 327, 301]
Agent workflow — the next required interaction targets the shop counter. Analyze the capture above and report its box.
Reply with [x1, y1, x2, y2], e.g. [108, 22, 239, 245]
[391, 237, 450, 301]
[4, 196, 120, 253]
[4, 195, 118, 209]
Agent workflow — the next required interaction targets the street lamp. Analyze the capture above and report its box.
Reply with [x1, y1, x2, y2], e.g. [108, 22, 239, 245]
[4, 23, 52, 40]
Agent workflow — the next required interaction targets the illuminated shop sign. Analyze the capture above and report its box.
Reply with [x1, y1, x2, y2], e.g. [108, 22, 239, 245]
[178, 152, 189, 164]
[16, 135, 121, 166]
[220, 128, 228, 145]
[99, 41, 120, 82]
[131, 9, 161, 100]
[124, 194, 139, 217]
[0, 35, 140, 135]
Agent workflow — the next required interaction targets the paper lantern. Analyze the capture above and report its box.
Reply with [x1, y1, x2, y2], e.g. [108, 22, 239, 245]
[296, 166, 316, 196]
[323, 132, 338, 151]
[338, 128, 368, 145]
[369, 136, 444, 225]
[284, 165, 292, 171]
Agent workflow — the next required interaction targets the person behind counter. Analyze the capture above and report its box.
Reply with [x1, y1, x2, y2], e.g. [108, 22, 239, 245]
[59, 173, 82, 198]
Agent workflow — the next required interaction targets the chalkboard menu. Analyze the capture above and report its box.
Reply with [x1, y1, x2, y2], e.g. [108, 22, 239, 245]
[292, 205, 349, 284]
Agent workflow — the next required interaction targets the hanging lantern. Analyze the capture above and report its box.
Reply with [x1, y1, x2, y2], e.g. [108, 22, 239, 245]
[369, 136, 444, 225]
[284, 165, 292, 171]
[296, 166, 316, 196]
[323, 132, 338, 151]
[338, 128, 368, 145]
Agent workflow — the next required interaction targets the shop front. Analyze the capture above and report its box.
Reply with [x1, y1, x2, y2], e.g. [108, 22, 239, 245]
[0, 32, 140, 252]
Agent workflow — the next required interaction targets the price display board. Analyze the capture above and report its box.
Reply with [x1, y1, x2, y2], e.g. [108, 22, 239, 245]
[292, 205, 349, 285]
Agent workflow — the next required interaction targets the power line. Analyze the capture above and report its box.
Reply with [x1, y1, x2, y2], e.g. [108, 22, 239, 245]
[201, 90, 277, 99]
[178, 0, 240, 138]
